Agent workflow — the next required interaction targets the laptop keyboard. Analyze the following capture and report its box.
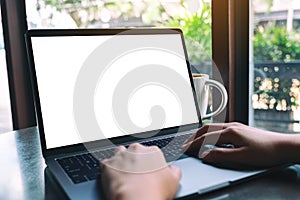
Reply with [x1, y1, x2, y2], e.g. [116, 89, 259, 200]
[57, 134, 191, 184]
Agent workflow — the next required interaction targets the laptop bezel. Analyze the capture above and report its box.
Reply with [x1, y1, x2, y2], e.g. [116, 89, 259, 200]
[25, 28, 202, 158]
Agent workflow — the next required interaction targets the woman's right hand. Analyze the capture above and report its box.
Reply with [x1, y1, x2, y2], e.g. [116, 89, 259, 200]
[182, 122, 299, 169]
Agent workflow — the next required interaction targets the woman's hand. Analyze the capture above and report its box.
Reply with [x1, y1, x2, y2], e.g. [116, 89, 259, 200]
[182, 122, 299, 169]
[100, 143, 181, 200]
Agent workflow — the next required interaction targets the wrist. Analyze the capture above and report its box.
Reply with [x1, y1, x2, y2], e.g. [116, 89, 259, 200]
[278, 134, 300, 164]
[288, 134, 300, 164]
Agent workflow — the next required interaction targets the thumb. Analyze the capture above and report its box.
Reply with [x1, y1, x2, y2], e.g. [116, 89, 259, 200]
[168, 165, 182, 182]
[200, 148, 243, 166]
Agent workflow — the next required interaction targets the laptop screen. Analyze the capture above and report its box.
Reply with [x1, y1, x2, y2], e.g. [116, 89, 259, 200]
[27, 29, 200, 149]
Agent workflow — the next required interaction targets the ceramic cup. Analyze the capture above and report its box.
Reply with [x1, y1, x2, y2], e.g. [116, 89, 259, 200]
[192, 73, 228, 119]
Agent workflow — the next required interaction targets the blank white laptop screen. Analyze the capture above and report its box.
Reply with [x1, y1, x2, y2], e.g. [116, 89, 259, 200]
[30, 33, 198, 149]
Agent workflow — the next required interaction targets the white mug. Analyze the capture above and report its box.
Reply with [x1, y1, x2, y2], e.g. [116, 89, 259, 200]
[192, 73, 228, 119]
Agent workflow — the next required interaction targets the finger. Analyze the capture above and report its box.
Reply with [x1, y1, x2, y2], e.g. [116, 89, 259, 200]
[147, 145, 161, 152]
[127, 143, 161, 154]
[200, 147, 246, 168]
[168, 165, 182, 182]
[183, 125, 210, 145]
[166, 165, 182, 196]
[114, 145, 126, 154]
[127, 143, 145, 152]
[183, 123, 230, 145]
[181, 135, 204, 156]
[182, 129, 223, 155]
[182, 125, 243, 154]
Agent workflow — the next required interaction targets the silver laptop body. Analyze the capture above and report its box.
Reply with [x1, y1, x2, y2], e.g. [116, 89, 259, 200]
[26, 28, 264, 200]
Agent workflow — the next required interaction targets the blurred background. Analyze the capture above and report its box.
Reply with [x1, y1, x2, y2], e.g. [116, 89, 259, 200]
[1, 0, 299, 133]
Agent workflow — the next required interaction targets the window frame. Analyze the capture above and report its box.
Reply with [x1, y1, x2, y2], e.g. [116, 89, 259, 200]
[1, 0, 36, 129]
[1, 0, 250, 129]
[212, 0, 250, 124]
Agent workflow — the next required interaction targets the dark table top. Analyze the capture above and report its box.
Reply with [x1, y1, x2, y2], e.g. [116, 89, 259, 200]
[1, 127, 300, 200]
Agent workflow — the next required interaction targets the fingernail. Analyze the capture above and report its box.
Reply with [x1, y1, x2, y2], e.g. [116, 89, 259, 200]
[181, 144, 188, 150]
[183, 134, 194, 144]
[181, 142, 192, 150]
[183, 138, 190, 144]
[199, 150, 210, 159]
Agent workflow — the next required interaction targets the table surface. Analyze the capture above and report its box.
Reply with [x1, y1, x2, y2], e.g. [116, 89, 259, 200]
[1, 127, 300, 200]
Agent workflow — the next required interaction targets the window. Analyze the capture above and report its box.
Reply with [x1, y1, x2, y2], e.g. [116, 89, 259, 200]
[6, 0, 238, 129]
[26, 0, 212, 73]
[0, 6, 13, 133]
[250, 0, 300, 133]
[26, 0, 217, 121]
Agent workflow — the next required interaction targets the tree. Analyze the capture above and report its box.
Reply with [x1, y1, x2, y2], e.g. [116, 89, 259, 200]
[159, 0, 212, 64]
[37, 0, 168, 28]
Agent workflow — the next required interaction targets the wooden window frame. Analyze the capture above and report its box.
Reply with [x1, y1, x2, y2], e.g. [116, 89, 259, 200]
[1, 0, 36, 129]
[212, 0, 250, 124]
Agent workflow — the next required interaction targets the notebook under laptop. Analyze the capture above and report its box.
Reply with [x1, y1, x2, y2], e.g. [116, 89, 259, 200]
[25, 28, 265, 200]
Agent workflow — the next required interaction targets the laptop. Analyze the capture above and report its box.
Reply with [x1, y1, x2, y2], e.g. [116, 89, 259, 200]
[25, 28, 265, 199]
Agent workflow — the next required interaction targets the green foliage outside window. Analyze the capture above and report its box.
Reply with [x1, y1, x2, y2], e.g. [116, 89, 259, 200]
[38, 0, 167, 28]
[37, 0, 212, 64]
[158, 1, 212, 65]
[252, 24, 300, 111]
[253, 25, 300, 62]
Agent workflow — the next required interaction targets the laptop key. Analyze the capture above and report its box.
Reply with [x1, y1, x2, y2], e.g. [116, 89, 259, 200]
[57, 134, 192, 184]
[69, 174, 88, 184]
[86, 173, 99, 181]
[58, 149, 113, 184]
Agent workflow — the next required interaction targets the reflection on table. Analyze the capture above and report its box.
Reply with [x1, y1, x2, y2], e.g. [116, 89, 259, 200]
[0, 127, 300, 200]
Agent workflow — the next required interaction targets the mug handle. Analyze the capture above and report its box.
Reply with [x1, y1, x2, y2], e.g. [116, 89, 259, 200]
[202, 79, 228, 119]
